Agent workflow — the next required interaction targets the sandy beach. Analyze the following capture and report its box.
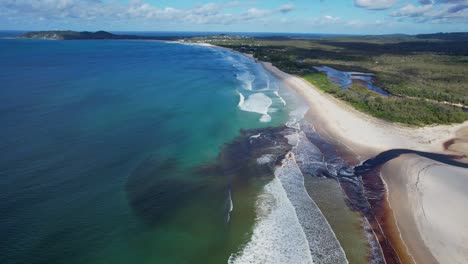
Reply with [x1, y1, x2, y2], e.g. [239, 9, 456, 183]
[259, 60, 468, 264]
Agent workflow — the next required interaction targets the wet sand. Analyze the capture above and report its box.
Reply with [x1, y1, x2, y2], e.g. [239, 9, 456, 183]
[304, 176, 370, 264]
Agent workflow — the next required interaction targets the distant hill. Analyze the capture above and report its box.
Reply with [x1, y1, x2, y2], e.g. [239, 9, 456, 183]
[17, 30, 468, 42]
[17, 30, 178, 40]
[416, 32, 468, 41]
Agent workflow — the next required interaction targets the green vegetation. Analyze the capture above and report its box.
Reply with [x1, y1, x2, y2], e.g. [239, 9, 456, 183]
[303, 72, 467, 125]
[195, 34, 468, 126]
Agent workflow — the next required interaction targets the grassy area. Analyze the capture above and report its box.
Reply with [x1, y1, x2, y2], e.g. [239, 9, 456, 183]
[302, 72, 467, 125]
[193, 35, 468, 126]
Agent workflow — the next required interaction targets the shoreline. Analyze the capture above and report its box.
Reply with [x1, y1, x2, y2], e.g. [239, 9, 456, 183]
[193, 41, 468, 263]
[258, 59, 468, 264]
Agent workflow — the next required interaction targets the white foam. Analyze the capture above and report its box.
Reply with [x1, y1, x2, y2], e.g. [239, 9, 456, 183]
[228, 177, 314, 264]
[250, 133, 262, 139]
[285, 133, 300, 147]
[227, 189, 234, 223]
[276, 153, 348, 264]
[256, 154, 275, 165]
[286, 105, 309, 130]
[236, 71, 255, 91]
[274, 91, 287, 106]
[238, 91, 245, 107]
[238, 93, 272, 115]
[260, 114, 272, 123]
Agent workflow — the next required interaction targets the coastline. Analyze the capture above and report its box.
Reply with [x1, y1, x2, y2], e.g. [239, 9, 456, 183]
[258, 59, 468, 264]
[5, 35, 466, 264]
[191, 41, 468, 263]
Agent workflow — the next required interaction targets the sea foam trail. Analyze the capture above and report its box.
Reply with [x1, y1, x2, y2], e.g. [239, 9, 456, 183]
[259, 114, 272, 123]
[274, 91, 287, 106]
[227, 189, 234, 223]
[228, 177, 314, 264]
[238, 93, 273, 122]
[277, 151, 348, 264]
[236, 71, 255, 91]
[238, 92, 245, 107]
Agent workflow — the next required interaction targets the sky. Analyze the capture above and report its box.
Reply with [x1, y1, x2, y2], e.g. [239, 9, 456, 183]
[0, 0, 467, 34]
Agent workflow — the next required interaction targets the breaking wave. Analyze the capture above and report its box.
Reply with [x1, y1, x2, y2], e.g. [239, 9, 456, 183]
[274, 91, 287, 106]
[238, 93, 272, 115]
[236, 71, 255, 91]
[228, 177, 314, 264]
[227, 189, 234, 223]
[238, 91, 245, 107]
[238, 92, 273, 122]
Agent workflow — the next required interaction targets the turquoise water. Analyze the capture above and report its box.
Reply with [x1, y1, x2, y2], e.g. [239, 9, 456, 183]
[0, 39, 300, 263]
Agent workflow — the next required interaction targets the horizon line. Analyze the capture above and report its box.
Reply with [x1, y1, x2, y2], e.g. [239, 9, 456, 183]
[1, 29, 468, 36]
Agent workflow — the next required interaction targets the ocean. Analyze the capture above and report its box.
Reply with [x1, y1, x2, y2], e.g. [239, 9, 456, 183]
[0, 37, 315, 263]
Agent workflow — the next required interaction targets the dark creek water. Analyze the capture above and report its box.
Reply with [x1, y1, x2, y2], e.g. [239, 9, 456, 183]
[343, 144, 468, 264]
[298, 121, 467, 264]
[296, 122, 389, 263]
[354, 149, 468, 176]
[314, 66, 389, 96]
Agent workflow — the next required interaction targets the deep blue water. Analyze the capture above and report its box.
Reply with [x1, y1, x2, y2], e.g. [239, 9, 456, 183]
[0, 38, 300, 263]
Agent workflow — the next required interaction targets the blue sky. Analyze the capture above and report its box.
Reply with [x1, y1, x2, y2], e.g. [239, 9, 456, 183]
[1, 0, 467, 34]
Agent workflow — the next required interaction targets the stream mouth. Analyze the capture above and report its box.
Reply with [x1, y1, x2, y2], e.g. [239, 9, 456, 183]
[353, 148, 468, 177]
[336, 146, 467, 264]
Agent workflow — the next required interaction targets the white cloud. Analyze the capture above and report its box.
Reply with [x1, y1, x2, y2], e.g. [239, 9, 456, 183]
[345, 19, 385, 27]
[391, 0, 468, 23]
[278, 4, 295, 13]
[0, 0, 288, 25]
[354, 0, 399, 10]
[307, 15, 341, 26]
[243, 8, 272, 19]
[324, 15, 340, 22]
[392, 4, 433, 17]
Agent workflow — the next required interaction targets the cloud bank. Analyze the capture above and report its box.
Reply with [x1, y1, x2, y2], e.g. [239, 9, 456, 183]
[392, 0, 468, 23]
[354, 0, 399, 10]
[0, 0, 290, 25]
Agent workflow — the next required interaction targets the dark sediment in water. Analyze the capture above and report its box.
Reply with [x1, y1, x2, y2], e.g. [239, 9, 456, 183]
[126, 119, 466, 264]
[125, 126, 294, 226]
[125, 126, 295, 263]
[206, 126, 295, 184]
[125, 156, 218, 226]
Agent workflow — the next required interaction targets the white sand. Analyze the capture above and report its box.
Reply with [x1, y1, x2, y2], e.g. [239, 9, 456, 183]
[383, 156, 468, 264]
[259, 60, 468, 264]
[261, 61, 467, 156]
